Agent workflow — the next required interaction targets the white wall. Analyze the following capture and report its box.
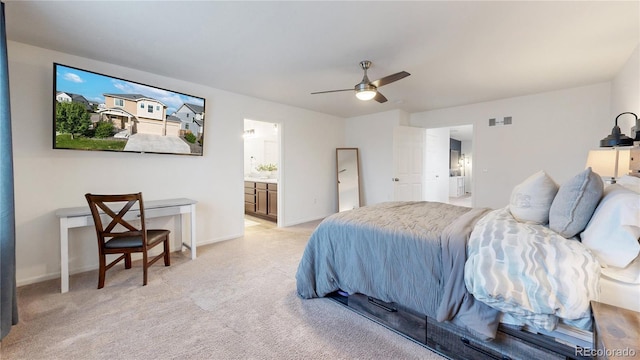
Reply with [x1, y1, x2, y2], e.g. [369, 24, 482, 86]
[409, 84, 612, 209]
[9, 41, 344, 286]
[610, 44, 639, 135]
[345, 110, 408, 205]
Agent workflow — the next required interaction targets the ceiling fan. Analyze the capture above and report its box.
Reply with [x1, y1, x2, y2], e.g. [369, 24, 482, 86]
[311, 60, 410, 103]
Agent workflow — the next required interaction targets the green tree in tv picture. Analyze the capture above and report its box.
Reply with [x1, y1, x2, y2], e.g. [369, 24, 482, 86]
[94, 121, 115, 139]
[56, 101, 91, 139]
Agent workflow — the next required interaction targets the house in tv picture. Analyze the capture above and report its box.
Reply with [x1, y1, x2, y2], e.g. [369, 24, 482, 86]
[55, 91, 92, 112]
[172, 103, 205, 139]
[98, 93, 181, 137]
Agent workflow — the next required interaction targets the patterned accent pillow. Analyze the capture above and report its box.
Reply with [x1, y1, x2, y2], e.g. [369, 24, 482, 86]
[549, 167, 604, 238]
[509, 171, 558, 224]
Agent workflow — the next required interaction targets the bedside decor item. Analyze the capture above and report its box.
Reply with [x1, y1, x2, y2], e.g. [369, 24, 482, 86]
[586, 148, 617, 181]
[586, 147, 633, 183]
[600, 112, 636, 147]
[53, 63, 206, 156]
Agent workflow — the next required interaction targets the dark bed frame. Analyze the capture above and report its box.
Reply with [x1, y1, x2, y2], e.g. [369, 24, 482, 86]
[327, 291, 593, 360]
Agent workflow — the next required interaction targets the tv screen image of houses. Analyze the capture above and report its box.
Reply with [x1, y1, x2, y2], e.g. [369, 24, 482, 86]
[53, 63, 205, 156]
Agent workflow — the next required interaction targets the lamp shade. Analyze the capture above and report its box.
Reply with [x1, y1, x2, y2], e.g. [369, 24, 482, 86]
[617, 148, 631, 177]
[586, 149, 618, 178]
[600, 112, 637, 147]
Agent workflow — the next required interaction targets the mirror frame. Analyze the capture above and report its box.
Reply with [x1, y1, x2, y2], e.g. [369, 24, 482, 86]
[336, 147, 362, 212]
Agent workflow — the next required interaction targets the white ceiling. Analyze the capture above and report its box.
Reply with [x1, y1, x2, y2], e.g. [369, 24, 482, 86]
[5, 1, 639, 119]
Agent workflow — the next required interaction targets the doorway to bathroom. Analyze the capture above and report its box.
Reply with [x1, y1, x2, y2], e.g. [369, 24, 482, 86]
[448, 125, 473, 207]
[243, 119, 280, 229]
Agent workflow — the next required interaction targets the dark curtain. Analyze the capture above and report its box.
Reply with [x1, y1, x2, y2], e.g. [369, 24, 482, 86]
[0, 0, 19, 340]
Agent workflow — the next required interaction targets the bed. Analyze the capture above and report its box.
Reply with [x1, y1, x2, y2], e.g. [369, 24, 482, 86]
[296, 169, 640, 360]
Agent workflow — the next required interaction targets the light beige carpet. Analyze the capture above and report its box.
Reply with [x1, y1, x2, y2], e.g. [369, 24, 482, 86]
[1, 218, 444, 359]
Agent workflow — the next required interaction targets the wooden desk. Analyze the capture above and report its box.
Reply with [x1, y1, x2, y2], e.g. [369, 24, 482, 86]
[591, 301, 640, 359]
[55, 198, 197, 293]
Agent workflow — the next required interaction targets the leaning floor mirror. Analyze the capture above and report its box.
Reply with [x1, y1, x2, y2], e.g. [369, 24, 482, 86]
[336, 148, 362, 212]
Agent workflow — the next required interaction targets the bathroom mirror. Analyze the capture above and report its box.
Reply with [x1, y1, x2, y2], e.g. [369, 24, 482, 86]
[336, 148, 362, 212]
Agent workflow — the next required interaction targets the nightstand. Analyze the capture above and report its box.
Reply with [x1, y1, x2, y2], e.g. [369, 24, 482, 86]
[591, 301, 640, 359]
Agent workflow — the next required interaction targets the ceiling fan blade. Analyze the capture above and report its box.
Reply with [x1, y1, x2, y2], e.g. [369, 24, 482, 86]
[373, 92, 388, 103]
[310, 89, 353, 95]
[370, 71, 410, 88]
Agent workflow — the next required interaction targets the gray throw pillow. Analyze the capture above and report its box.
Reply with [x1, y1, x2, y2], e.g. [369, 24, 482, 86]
[549, 167, 604, 238]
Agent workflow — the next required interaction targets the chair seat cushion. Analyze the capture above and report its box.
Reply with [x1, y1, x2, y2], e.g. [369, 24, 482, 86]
[147, 229, 170, 244]
[104, 229, 170, 249]
[105, 236, 143, 249]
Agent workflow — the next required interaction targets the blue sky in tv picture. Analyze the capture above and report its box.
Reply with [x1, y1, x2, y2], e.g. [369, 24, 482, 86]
[55, 64, 204, 115]
[54, 63, 206, 155]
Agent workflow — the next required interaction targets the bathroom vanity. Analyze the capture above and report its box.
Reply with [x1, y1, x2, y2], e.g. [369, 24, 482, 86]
[244, 178, 277, 221]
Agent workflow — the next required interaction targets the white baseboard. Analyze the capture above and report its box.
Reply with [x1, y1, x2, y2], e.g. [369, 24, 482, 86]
[197, 233, 242, 247]
[17, 235, 241, 288]
[17, 263, 98, 288]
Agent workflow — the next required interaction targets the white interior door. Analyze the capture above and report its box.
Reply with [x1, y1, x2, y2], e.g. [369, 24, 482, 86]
[424, 127, 450, 203]
[393, 126, 426, 201]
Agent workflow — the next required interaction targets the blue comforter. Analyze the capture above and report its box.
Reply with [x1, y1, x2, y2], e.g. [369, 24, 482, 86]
[296, 201, 500, 340]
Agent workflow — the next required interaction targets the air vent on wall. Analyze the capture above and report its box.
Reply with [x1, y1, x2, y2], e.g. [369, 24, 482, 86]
[489, 117, 512, 126]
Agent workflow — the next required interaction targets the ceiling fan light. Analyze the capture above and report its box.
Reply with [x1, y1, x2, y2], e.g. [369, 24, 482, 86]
[356, 89, 377, 101]
[355, 82, 377, 101]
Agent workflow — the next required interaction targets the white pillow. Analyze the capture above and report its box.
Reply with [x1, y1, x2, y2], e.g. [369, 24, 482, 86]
[616, 175, 640, 194]
[581, 184, 640, 268]
[509, 171, 558, 224]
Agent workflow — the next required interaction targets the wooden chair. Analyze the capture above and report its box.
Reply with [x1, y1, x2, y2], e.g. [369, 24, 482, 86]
[85, 192, 171, 289]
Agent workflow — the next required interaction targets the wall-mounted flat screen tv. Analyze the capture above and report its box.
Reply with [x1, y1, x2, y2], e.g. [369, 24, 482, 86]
[53, 63, 205, 156]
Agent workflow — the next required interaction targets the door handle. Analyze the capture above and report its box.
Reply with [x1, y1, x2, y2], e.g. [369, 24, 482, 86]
[392, 178, 399, 182]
